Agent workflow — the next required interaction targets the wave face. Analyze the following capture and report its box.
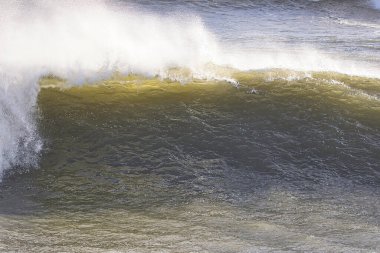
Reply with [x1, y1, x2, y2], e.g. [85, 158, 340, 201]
[1, 74, 380, 252]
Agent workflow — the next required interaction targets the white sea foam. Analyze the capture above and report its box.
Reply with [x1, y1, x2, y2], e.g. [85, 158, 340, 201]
[0, 0, 380, 179]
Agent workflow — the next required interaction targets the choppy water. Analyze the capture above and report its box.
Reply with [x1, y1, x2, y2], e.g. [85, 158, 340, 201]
[0, 0, 380, 252]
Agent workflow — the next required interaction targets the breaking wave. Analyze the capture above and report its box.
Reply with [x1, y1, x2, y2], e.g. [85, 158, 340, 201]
[0, 0, 380, 180]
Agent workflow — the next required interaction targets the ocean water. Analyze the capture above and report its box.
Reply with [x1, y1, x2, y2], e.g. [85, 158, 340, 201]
[0, 0, 379, 252]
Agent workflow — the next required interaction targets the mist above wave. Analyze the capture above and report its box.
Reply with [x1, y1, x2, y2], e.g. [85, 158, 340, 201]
[2, 0, 379, 81]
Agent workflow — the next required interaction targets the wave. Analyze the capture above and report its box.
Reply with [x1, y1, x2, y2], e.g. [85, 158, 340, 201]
[1, 0, 380, 180]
